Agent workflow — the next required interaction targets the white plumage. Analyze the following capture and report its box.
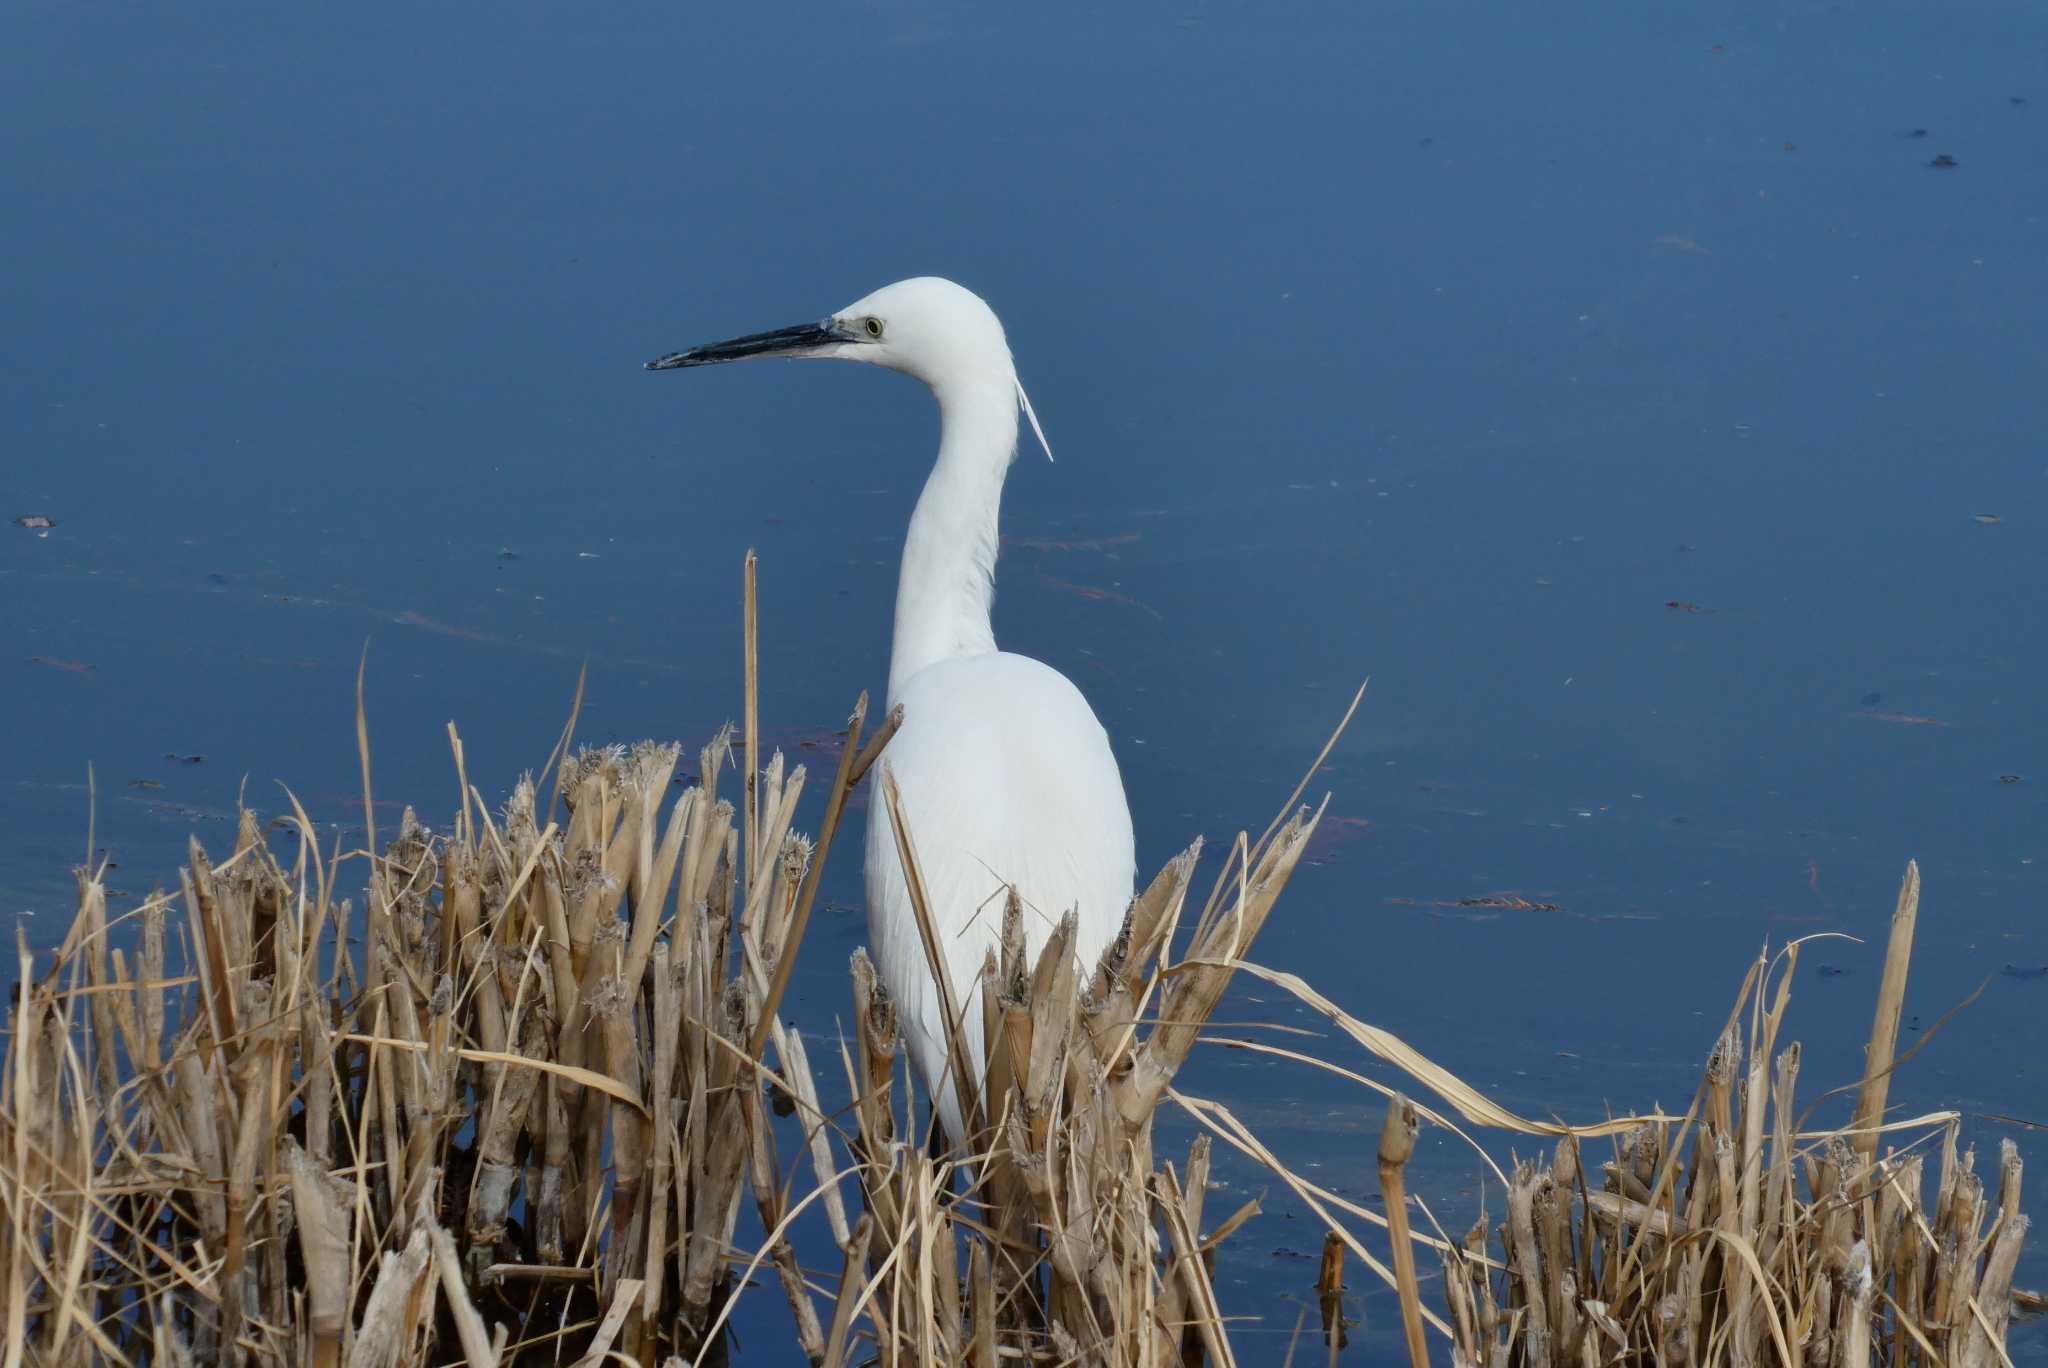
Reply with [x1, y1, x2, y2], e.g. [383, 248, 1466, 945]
[649, 277, 1136, 1146]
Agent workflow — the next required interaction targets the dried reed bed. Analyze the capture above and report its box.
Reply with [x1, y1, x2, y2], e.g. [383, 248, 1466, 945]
[0, 605, 2031, 1364]
[0, 733, 1323, 1366]
[0, 705, 885, 1365]
[0, 588, 1343, 1366]
[1199, 864, 2035, 1367]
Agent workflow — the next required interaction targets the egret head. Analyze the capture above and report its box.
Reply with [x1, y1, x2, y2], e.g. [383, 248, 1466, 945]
[648, 276, 1053, 459]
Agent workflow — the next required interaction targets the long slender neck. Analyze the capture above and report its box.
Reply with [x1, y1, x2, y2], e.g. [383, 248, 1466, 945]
[888, 373, 1019, 703]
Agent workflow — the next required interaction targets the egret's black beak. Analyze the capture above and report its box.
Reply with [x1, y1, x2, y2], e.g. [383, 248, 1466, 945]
[645, 320, 847, 371]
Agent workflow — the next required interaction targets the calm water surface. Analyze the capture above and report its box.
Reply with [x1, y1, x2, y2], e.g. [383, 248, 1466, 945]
[6, 0, 2045, 1355]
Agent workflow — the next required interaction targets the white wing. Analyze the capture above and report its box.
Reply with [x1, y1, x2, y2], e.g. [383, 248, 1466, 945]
[863, 651, 1135, 1144]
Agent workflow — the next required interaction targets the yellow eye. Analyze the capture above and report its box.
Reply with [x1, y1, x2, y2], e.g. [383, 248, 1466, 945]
[863, 316, 884, 339]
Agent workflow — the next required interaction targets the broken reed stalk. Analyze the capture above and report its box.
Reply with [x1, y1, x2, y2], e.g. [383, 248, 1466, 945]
[1853, 860, 1920, 1163]
[1378, 1092, 1429, 1368]
[744, 688, 869, 1062]
[743, 546, 761, 897]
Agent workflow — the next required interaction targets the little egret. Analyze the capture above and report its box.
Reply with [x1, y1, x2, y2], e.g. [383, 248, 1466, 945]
[648, 277, 1135, 1145]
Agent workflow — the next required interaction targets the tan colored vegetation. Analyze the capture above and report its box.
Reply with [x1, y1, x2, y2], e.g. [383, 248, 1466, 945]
[0, 572, 2030, 1364]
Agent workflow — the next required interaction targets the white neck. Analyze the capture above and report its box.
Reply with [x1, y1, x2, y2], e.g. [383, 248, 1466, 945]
[888, 373, 1018, 702]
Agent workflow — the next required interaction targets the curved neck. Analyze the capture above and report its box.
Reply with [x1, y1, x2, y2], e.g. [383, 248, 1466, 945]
[888, 374, 1018, 702]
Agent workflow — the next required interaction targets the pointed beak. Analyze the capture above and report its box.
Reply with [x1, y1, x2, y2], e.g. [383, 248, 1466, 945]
[645, 319, 849, 371]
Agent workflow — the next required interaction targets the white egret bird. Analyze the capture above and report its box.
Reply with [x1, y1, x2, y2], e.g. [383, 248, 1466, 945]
[648, 277, 1136, 1145]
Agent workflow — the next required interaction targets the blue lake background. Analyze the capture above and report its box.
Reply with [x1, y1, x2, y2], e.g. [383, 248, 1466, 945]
[5, 0, 2045, 1356]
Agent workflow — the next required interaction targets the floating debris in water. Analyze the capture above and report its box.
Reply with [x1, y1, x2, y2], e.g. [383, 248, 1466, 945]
[1005, 531, 1140, 553]
[1929, 153, 1959, 169]
[12, 515, 55, 530]
[1973, 513, 2002, 525]
[727, 723, 850, 764]
[1817, 963, 1850, 978]
[1652, 234, 1711, 257]
[2002, 964, 2048, 982]
[397, 609, 492, 642]
[1034, 572, 1161, 618]
[1386, 892, 1563, 913]
[163, 753, 205, 765]
[127, 779, 162, 791]
[28, 656, 93, 675]
[1665, 599, 1713, 614]
[2000, 774, 2023, 785]
[1301, 814, 1372, 867]
[1849, 709, 1950, 728]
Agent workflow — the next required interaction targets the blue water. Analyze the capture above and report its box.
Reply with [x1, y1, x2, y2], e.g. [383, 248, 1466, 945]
[7, 0, 2045, 1355]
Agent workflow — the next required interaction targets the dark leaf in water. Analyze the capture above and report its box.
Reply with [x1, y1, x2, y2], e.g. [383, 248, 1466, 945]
[28, 656, 94, 675]
[1301, 814, 1372, 866]
[1665, 600, 1713, 614]
[2001, 964, 2048, 982]
[205, 572, 230, 585]
[1817, 963, 1849, 978]
[163, 753, 205, 765]
[1907, 128, 1929, 138]
[2000, 774, 2023, 785]
[13, 514, 56, 529]
[1928, 153, 1958, 168]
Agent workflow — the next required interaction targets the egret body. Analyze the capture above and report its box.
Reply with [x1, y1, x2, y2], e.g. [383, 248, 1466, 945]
[649, 278, 1136, 1144]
